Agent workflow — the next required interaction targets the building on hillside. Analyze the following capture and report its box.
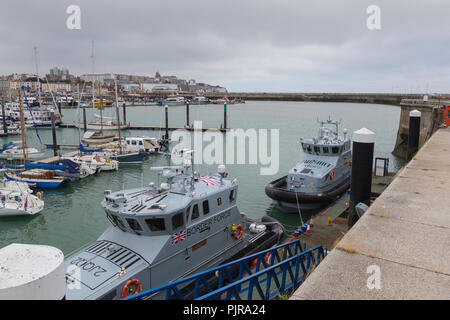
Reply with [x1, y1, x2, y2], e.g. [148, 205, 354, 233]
[141, 83, 179, 93]
[80, 74, 106, 84]
[120, 82, 140, 92]
[41, 82, 71, 93]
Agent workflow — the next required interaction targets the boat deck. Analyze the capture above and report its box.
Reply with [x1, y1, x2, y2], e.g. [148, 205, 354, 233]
[38, 151, 80, 163]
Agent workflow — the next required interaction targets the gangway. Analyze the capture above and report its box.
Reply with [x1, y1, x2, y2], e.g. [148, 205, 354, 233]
[124, 240, 327, 300]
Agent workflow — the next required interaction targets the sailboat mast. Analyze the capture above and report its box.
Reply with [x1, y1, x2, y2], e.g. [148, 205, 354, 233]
[34, 46, 41, 108]
[91, 40, 95, 112]
[77, 83, 81, 145]
[18, 91, 27, 162]
[115, 79, 122, 154]
[99, 84, 103, 133]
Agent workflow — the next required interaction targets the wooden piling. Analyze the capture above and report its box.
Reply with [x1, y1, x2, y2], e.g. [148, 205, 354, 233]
[165, 104, 169, 142]
[186, 101, 190, 127]
[83, 108, 87, 132]
[224, 103, 227, 129]
[51, 112, 58, 156]
[122, 103, 127, 124]
[1, 100, 7, 135]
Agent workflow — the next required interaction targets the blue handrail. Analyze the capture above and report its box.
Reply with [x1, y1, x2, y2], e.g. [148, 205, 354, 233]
[124, 240, 327, 300]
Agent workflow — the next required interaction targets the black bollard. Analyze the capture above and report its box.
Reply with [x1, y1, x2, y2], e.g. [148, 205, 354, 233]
[223, 103, 227, 130]
[165, 104, 169, 143]
[51, 111, 58, 156]
[407, 109, 421, 160]
[1, 100, 7, 135]
[122, 103, 127, 125]
[349, 128, 375, 227]
[186, 102, 190, 128]
[83, 108, 87, 132]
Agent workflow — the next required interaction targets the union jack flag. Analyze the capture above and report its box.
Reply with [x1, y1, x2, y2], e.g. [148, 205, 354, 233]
[198, 176, 219, 186]
[171, 230, 187, 246]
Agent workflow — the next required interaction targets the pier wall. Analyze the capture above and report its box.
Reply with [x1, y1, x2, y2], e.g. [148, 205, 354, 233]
[290, 127, 450, 300]
[391, 99, 446, 159]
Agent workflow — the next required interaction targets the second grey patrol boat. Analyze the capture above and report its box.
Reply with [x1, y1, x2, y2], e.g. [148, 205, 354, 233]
[65, 151, 283, 300]
[265, 118, 352, 212]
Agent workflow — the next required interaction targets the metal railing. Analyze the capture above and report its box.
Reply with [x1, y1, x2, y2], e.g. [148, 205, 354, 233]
[124, 240, 327, 300]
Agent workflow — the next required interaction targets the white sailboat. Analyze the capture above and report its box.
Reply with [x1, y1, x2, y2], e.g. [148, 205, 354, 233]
[0, 171, 44, 217]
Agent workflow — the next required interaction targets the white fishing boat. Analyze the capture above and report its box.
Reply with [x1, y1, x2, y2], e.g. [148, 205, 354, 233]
[0, 122, 21, 135]
[0, 178, 44, 217]
[66, 154, 119, 172]
[123, 136, 160, 154]
[0, 146, 45, 160]
[164, 96, 186, 106]
[85, 121, 128, 131]
[190, 96, 209, 104]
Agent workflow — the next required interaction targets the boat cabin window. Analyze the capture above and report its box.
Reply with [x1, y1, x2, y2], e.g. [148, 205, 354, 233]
[191, 204, 200, 220]
[132, 141, 137, 145]
[172, 212, 184, 230]
[314, 146, 320, 153]
[229, 189, 235, 202]
[111, 215, 127, 232]
[106, 213, 117, 227]
[145, 217, 166, 231]
[186, 205, 191, 220]
[126, 218, 143, 233]
[323, 147, 329, 153]
[202, 200, 210, 215]
[217, 197, 222, 206]
[127, 140, 130, 145]
[139, 141, 143, 145]
[332, 146, 340, 154]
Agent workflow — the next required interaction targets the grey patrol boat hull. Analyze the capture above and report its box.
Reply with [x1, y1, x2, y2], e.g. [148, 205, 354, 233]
[65, 173, 283, 300]
[265, 175, 350, 212]
[265, 119, 352, 213]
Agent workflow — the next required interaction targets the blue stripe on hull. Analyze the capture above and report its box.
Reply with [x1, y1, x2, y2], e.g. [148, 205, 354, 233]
[5, 172, 70, 189]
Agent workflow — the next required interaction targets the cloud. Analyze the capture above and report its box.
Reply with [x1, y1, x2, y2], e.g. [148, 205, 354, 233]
[0, 0, 449, 92]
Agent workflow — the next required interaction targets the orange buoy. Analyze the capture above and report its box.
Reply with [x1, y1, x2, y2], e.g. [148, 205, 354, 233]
[121, 278, 141, 298]
[329, 170, 335, 180]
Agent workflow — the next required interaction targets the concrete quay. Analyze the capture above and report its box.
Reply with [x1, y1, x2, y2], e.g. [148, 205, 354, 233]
[291, 127, 450, 300]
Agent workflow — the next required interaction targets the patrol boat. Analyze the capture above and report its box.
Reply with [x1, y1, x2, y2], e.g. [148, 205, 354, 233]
[65, 153, 283, 300]
[265, 118, 352, 212]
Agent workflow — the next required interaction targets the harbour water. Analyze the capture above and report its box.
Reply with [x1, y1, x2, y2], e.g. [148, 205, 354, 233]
[0, 101, 403, 255]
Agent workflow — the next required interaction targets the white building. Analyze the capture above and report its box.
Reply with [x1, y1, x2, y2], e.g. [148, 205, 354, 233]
[141, 83, 179, 92]
[80, 74, 106, 84]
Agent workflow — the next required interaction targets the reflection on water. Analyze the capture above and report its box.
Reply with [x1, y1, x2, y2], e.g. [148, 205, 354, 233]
[0, 101, 403, 254]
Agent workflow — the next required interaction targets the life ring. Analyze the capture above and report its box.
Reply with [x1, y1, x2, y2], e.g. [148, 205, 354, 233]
[233, 224, 243, 240]
[264, 252, 272, 266]
[122, 278, 141, 298]
[329, 170, 335, 180]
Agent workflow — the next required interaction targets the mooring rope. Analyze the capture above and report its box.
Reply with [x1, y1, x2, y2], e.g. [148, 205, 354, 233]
[295, 191, 304, 225]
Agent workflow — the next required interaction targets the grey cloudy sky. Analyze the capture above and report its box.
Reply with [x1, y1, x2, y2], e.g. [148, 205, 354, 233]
[1, 0, 449, 93]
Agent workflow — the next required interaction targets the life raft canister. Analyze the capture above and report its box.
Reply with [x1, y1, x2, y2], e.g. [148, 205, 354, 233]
[232, 224, 243, 240]
[122, 278, 142, 298]
[329, 170, 335, 180]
